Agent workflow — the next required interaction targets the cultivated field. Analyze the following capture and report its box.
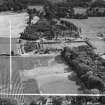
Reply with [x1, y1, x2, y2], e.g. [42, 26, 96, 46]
[10, 13, 28, 38]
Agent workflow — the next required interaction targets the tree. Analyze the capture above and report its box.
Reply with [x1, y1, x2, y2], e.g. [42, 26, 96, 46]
[30, 101, 37, 105]
[0, 98, 18, 105]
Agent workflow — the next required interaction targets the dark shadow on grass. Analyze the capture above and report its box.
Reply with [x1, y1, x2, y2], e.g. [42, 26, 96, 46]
[55, 55, 87, 93]
[68, 73, 86, 94]
[54, 55, 67, 65]
[23, 79, 40, 94]
[64, 66, 73, 72]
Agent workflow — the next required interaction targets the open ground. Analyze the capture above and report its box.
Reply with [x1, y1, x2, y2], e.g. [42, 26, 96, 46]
[11, 55, 85, 94]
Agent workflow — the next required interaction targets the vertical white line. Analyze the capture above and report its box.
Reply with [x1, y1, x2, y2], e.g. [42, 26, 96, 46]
[9, 20, 12, 93]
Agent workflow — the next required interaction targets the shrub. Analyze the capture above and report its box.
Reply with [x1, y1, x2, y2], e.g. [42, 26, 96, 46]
[0, 98, 18, 105]
[61, 46, 105, 92]
[61, 47, 72, 59]
[30, 101, 37, 105]
[82, 73, 105, 90]
[71, 60, 92, 76]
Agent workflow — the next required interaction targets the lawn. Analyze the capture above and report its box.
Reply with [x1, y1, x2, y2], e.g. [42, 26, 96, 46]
[0, 37, 10, 54]
[11, 56, 53, 94]
[11, 55, 85, 94]
[0, 56, 10, 90]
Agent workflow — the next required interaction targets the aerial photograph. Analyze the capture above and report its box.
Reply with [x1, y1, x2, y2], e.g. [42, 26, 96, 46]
[0, 0, 105, 95]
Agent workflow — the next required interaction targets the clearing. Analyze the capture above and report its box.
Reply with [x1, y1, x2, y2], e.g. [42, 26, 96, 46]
[11, 55, 85, 94]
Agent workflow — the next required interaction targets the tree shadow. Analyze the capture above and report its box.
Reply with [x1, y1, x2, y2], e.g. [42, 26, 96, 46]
[68, 72, 86, 93]
[64, 66, 73, 72]
[54, 55, 67, 65]
[54, 54, 87, 93]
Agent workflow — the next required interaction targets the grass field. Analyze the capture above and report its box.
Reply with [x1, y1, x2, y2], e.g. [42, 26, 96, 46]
[0, 37, 10, 54]
[0, 13, 9, 37]
[0, 12, 28, 38]
[0, 56, 10, 92]
[11, 56, 53, 94]
[11, 55, 85, 94]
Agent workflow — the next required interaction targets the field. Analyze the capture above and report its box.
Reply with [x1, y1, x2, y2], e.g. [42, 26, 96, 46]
[10, 13, 28, 38]
[0, 12, 28, 55]
[11, 55, 85, 94]
[0, 12, 28, 38]
[0, 56, 10, 92]
[0, 13, 10, 37]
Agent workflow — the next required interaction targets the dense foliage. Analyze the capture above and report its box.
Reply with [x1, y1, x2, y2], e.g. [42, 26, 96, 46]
[61, 45, 105, 93]
[0, 0, 42, 12]
[87, 7, 105, 17]
[0, 0, 27, 11]
[0, 98, 18, 105]
[20, 18, 79, 41]
[91, 0, 105, 7]
[0, 96, 105, 105]
[67, 0, 105, 8]
[24, 42, 37, 53]
[20, 20, 54, 40]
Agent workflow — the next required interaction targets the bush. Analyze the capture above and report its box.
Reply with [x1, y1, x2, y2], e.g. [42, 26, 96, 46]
[71, 60, 92, 76]
[99, 96, 105, 104]
[0, 98, 18, 105]
[30, 101, 37, 105]
[81, 72, 104, 90]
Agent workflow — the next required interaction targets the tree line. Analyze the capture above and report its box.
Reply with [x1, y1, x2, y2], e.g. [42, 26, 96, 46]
[0, 0, 42, 12]
[61, 45, 105, 94]
[0, 96, 105, 105]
